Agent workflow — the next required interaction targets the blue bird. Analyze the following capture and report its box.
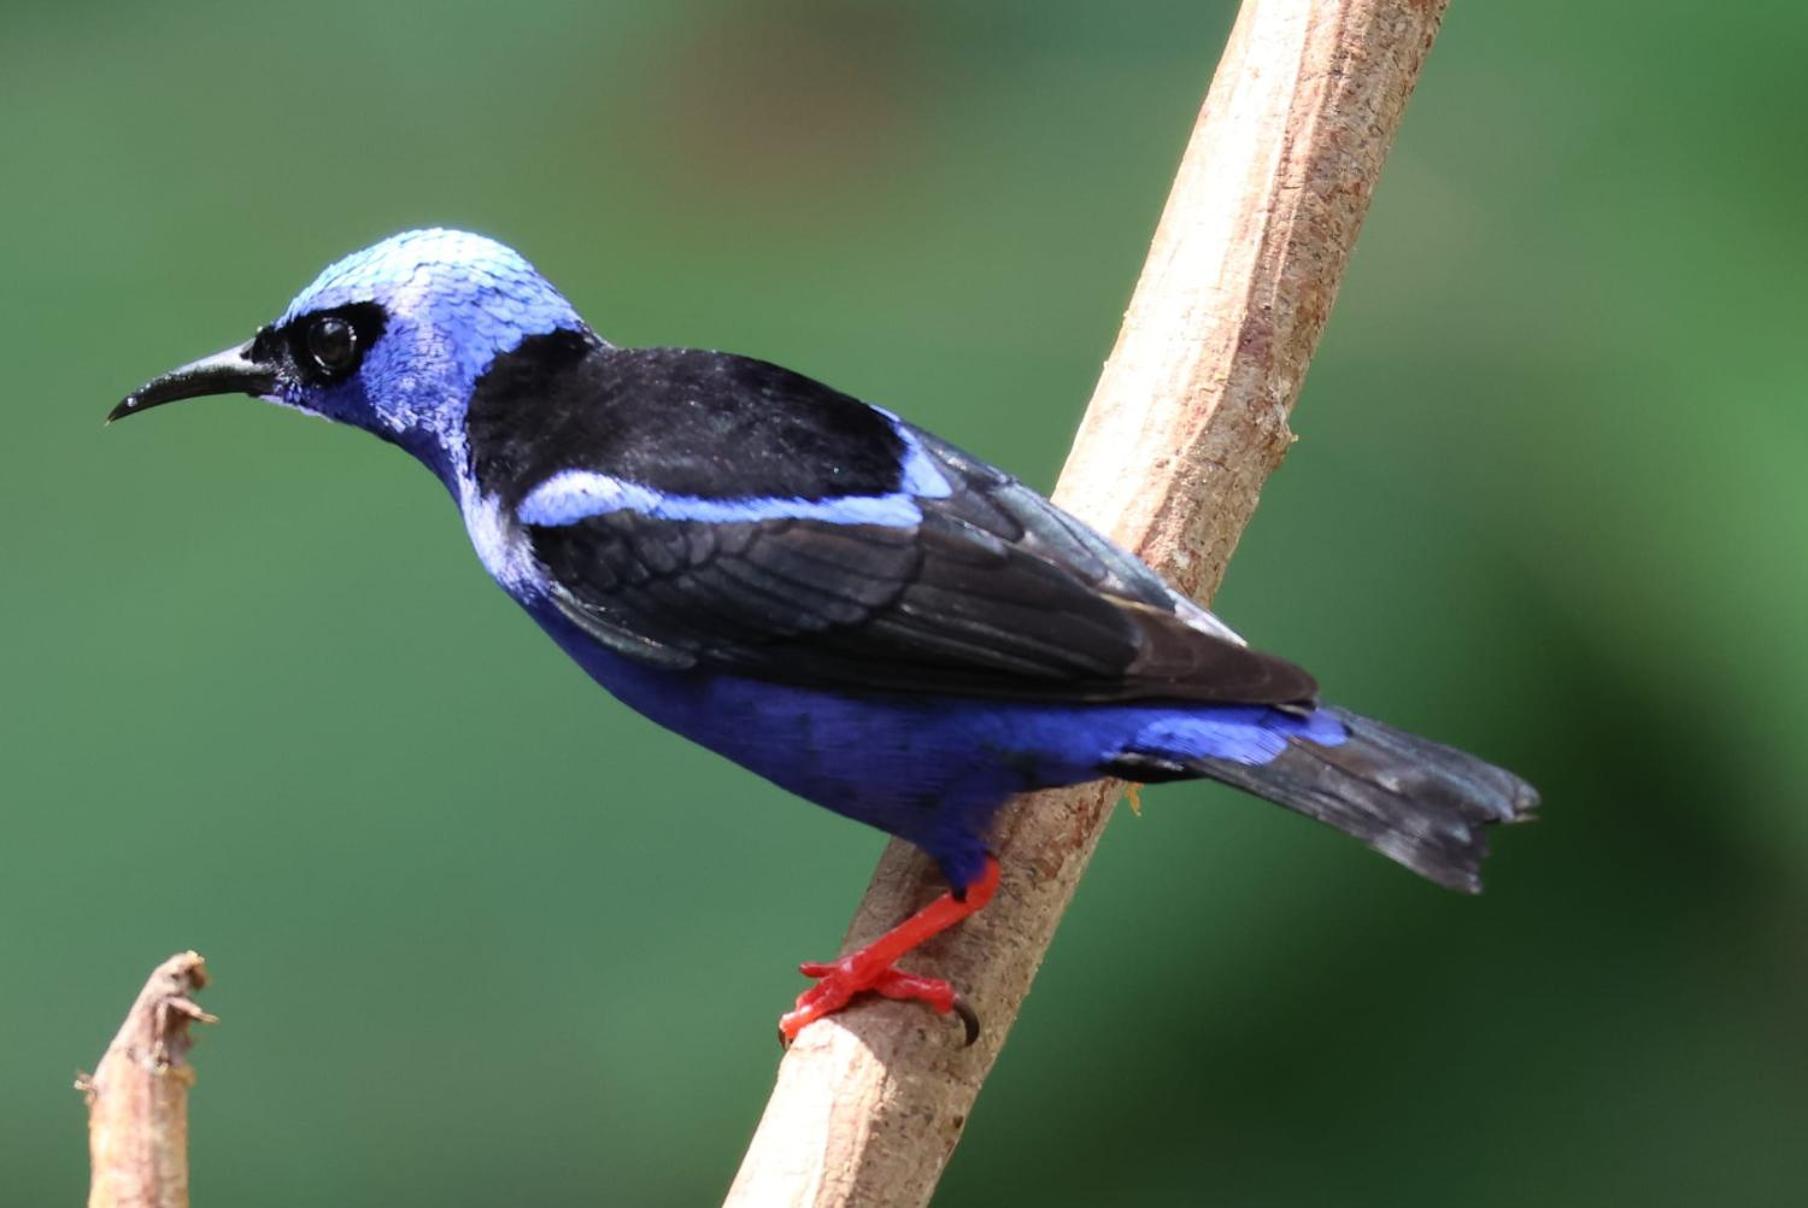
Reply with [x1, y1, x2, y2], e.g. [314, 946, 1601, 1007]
[113, 229, 1537, 1042]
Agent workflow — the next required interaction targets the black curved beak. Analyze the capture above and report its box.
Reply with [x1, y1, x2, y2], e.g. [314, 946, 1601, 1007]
[108, 339, 279, 424]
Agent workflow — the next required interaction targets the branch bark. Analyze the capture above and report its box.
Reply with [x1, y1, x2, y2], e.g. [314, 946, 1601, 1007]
[79, 952, 215, 1208]
[727, 2, 1448, 1204]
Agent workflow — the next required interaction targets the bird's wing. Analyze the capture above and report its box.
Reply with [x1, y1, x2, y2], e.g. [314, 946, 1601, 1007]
[473, 342, 1316, 706]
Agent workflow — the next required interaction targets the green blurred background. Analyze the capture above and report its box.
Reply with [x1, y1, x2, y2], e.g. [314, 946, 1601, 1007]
[4, 1, 1804, 1203]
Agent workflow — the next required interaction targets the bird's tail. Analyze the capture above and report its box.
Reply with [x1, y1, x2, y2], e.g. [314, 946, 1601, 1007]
[1176, 706, 1538, 893]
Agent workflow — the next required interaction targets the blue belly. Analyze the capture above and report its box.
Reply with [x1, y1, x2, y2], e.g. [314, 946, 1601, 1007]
[528, 603, 1341, 890]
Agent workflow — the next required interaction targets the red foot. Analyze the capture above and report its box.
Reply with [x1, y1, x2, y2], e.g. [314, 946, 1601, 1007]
[778, 856, 1000, 1046]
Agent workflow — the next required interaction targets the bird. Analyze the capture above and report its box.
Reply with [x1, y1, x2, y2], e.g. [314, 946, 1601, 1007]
[111, 229, 1538, 1043]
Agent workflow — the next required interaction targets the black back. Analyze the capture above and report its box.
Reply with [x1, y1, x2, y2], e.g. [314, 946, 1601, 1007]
[468, 335, 907, 507]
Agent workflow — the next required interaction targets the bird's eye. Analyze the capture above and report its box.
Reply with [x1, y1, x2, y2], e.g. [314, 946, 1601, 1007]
[306, 315, 359, 375]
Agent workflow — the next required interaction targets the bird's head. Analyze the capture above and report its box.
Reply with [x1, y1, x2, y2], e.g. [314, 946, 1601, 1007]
[112, 228, 589, 481]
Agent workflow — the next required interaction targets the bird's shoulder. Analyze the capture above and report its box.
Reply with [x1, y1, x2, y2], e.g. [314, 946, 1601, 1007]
[465, 335, 908, 508]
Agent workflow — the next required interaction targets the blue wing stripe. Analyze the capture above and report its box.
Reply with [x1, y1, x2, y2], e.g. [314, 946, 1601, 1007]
[517, 418, 951, 529]
[878, 413, 954, 500]
[516, 468, 926, 528]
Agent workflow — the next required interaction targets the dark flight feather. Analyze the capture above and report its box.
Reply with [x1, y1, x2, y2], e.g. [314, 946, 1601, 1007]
[470, 341, 1320, 706]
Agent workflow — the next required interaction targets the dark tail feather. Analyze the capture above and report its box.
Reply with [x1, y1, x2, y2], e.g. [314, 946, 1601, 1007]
[1195, 706, 1539, 893]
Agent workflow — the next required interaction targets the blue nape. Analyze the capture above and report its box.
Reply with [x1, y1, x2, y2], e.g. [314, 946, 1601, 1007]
[530, 602, 1346, 891]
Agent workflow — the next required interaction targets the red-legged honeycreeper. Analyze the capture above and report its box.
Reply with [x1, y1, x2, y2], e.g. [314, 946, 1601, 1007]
[112, 230, 1538, 1042]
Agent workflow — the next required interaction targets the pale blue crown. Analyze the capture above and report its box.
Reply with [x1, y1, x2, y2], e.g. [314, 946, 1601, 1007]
[280, 228, 582, 338]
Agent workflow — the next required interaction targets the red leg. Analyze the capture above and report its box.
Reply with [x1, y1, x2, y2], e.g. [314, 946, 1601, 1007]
[779, 855, 1000, 1045]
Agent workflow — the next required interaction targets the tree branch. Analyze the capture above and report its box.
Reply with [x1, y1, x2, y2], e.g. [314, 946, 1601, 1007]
[79, 952, 215, 1208]
[726, 2, 1449, 1204]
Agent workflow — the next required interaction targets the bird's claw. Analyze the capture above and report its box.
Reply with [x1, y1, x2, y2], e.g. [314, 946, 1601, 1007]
[777, 956, 979, 1046]
[949, 992, 981, 1046]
